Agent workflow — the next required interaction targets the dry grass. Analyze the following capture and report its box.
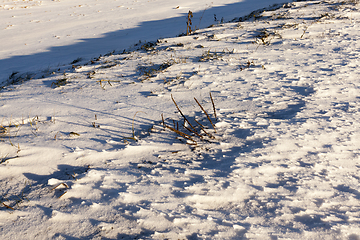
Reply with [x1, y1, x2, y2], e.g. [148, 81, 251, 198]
[161, 93, 218, 146]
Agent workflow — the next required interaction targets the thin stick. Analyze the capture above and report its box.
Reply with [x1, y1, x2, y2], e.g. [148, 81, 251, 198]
[194, 119, 215, 139]
[209, 92, 217, 121]
[194, 97, 216, 133]
[164, 124, 197, 144]
[194, 119, 205, 129]
[184, 125, 203, 139]
[161, 114, 166, 130]
[1, 201, 14, 210]
[51, 183, 69, 191]
[165, 124, 193, 141]
[58, 191, 67, 199]
[171, 95, 198, 133]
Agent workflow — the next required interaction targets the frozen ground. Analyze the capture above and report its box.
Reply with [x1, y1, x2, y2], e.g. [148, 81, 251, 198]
[1, 0, 360, 239]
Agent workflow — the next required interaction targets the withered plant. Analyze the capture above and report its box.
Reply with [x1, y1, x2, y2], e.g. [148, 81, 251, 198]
[187, 11, 193, 36]
[161, 93, 218, 146]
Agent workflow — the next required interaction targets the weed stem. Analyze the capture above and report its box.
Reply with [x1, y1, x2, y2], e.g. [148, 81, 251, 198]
[194, 97, 216, 133]
[171, 95, 198, 133]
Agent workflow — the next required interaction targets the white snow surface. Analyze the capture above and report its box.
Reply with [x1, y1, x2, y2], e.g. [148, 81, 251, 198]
[1, 0, 360, 239]
[0, 0, 290, 84]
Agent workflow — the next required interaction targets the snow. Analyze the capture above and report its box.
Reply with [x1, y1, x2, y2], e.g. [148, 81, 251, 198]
[0, 0, 290, 85]
[1, 0, 360, 239]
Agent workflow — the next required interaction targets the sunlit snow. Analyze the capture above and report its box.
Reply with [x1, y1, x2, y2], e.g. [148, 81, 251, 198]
[1, 0, 360, 239]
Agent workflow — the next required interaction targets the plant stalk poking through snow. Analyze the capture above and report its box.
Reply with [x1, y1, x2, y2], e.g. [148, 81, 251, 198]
[187, 11, 193, 36]
[163, 93, 218, 145]
[210, 92, 217, 121]
[124, 111, 147, 142]
[194, 97, 216, 133]
[171, 94, 198, 134]
[1, 201, 14, 211]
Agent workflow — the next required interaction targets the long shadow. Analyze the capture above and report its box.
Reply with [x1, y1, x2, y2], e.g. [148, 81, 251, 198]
[23, 164, 90, 185]
[0, 0, 293, 85]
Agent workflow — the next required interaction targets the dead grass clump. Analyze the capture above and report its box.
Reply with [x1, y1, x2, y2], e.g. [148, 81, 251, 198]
[199, 49, 233, 62]
[2, 72, 34, 89]
[137, 59, 182, 82]
[254, 29, 282, 45]
[141, 42, 157, 51]
[51, 72, 71, 88]
[51, 78, 68, 88]
[240, 60, 256, 71]
[161, 93, 218, 146]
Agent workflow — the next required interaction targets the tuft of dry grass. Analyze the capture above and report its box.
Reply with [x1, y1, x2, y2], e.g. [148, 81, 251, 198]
[161, 93, 218, 146]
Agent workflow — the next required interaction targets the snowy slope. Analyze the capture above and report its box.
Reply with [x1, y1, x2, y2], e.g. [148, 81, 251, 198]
[1, 0, 360, 239]
[0, 0, 290, 85]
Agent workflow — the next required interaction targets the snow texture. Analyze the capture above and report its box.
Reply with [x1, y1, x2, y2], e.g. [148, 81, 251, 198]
[1, 0, 360, 239]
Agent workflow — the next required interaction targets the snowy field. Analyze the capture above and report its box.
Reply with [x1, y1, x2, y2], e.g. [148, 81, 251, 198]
[0, 0, 289, 84]
[1, 0, 360, 239]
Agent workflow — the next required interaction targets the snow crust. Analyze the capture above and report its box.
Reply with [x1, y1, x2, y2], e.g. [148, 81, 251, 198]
[1, 0, 360, 239]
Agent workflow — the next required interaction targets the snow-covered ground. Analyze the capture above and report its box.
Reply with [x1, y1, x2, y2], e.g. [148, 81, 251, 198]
[0, 0, 289, 85]
[1, 0, 360, 239]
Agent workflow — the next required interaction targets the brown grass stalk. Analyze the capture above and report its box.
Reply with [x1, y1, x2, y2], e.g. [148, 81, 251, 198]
[1, 201, 14, 210]
[184, 125, 203, 139]
[161, 113, 166, 130]
[164, 124, 197, 144]
[171, 95, 198, 133]
[194, 97, 216, 133]
[209, 92, 217, 121]
[194, 119, 215, 139]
